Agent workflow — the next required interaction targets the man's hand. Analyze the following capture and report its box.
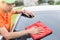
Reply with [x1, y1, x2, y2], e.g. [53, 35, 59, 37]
[22, 10, 34, 18]
[27, 26, 43, 34]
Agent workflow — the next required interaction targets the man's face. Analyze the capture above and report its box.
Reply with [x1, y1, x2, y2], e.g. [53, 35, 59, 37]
[3, 2, 15, 11]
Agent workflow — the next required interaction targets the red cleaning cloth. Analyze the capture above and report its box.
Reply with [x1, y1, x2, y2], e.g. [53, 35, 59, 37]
[25, 21, 52, 40]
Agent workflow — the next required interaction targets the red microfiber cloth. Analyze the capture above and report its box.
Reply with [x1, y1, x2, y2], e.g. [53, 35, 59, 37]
[25, 21, 52, 40]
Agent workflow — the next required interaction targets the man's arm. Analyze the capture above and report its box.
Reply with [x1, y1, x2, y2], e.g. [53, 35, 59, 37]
[0, 27, 29, 40]
[0, 27, 40, 40]
[14, 10, 34, 18]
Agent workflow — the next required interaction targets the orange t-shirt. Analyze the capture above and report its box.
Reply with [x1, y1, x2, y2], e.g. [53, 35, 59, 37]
[0, 8, 14, 32]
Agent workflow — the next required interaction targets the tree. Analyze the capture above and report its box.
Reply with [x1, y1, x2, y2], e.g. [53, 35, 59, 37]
[48, 0, 54, 5]
[38, 0, 46, 4]
[15, 1, 24, 6]
[55, 1, 60, 5]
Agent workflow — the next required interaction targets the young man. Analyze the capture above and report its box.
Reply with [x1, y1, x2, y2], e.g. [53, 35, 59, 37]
[0, 0, 41, 40]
